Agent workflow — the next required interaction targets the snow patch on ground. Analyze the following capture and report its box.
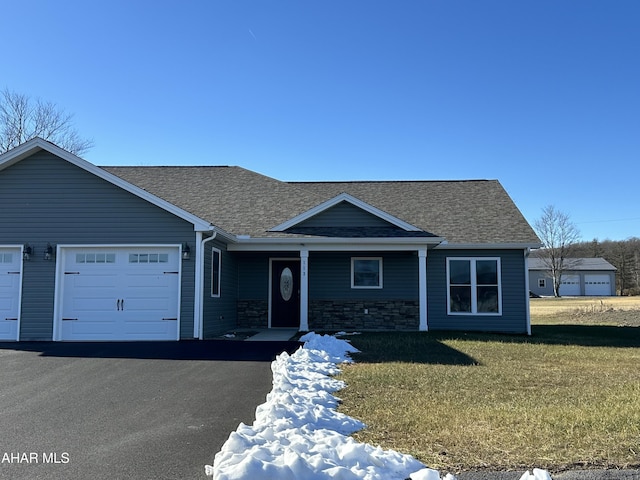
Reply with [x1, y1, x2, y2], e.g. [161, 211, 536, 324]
[205, 332, 553, 480]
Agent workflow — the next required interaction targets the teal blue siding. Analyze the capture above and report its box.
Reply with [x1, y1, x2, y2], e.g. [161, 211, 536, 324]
[0, 152, 198, 340]
[299, 201, 393, 228]
[310, 251, 418, 300]
[426, 249, 528, 333]
[203, 239, 238, 338]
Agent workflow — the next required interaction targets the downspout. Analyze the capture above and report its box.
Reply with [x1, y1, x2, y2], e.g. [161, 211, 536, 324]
[524, 248, 532, 336]
[193, 230, 217, 340]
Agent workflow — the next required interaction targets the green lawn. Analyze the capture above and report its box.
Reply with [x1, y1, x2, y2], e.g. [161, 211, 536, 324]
[336, 304, 640, 473]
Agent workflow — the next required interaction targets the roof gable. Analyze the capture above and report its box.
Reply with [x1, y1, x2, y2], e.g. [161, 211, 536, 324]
[271, 193, 422, 233]
[0, 138, 212, 232]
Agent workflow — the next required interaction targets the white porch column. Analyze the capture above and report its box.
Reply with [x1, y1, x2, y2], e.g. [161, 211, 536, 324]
[418, 248, 428, 331]
[299, 249, 309, 331]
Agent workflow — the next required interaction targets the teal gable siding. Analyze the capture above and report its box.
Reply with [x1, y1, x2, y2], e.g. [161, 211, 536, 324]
[426, 249, 528, 333]
[299, 201, 393, 228]
[0, 151, 198, 340]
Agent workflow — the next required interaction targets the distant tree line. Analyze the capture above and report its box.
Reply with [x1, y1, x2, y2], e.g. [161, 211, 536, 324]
[570, 237, 640, 296]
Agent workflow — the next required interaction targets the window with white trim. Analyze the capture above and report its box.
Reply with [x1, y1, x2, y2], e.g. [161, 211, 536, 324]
[211, 247, 221, 297]
[447, 257, 501, 315]
[538, 278, 546, 288]
[351, 257, 383, 289]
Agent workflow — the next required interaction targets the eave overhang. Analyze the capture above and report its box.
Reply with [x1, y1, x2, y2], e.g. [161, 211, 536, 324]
[226, 236, 446, 252]
[435, 242, 543, 250]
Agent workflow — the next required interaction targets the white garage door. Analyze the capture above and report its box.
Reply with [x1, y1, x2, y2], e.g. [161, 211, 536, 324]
[59, 247, 180, 341]
[0, 248, 22, 341]
[585, 274, 612, 296]
[559, 274, 581, 296]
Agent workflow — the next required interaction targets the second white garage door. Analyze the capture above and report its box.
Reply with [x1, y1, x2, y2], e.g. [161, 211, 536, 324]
[58, 247, 180, 341]
[585, 274, 612, 296]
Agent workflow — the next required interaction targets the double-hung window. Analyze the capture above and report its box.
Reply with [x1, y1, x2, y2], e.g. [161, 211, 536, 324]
[447, 257, 501, 315]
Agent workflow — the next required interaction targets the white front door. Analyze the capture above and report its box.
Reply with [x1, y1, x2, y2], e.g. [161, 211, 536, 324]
[0, 248, 22, 341]
[59, 247, 180, 341]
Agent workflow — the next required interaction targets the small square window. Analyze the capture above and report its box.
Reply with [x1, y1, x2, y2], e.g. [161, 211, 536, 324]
[538, 278, 546, 288]
[351, 257, 382, 289]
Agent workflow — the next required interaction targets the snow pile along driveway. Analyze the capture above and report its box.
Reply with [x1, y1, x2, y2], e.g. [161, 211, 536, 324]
[205, 332, 553, 480]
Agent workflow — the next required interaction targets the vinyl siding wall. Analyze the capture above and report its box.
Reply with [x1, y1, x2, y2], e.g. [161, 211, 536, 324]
[202, 239, 238, 338]
[0, 152, 197, 340]
[300, 202, 393, 227]
[236, 251, 419, 301]
[426, 249, 528, 333]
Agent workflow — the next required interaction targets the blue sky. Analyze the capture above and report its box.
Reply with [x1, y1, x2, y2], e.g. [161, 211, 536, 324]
[2, 1, 638, 241]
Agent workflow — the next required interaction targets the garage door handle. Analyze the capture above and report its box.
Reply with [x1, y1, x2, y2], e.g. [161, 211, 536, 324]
[162, 318, 178, 321]
[62, 318, 78, 321]
[116, 299, 125, 311]
[5, 318, 18, 321]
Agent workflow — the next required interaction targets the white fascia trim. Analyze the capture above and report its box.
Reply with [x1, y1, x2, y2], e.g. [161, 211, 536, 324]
[435, 242, 543, 250]
[227, 236, 445, 252]
[0, 138, 213, 232]
[270, 192, 422, 232]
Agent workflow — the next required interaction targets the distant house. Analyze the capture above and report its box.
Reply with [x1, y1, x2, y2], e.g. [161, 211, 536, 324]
[528, 258, 617, 297]
[0, 138, 541, 341]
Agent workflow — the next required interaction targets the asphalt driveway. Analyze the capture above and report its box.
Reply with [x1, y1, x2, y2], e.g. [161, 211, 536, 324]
[0, 340, 301, 480]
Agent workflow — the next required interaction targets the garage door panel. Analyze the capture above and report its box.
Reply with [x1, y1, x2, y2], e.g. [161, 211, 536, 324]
[124, 320, 176, 336]
[59, 247, 180, 341]
[65, 319, 118, 335]
[71, 297, 119, 312]
[123, 297, 172, 311]
[69, 274, 119, 289]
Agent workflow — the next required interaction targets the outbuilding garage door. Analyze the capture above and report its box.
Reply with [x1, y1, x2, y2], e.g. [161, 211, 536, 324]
[559, 274, 581, 296]
[58, 247, 180, 341]
[0, 247, 21, 341]
[585, 274, 612, 296]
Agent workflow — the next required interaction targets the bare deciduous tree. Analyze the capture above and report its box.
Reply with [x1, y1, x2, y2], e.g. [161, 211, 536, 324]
[534, 205, 581, 297]
[0, 88, 93, 155]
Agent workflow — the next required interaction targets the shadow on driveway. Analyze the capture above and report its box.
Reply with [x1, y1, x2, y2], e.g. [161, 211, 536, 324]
[0, 339, 302, 362]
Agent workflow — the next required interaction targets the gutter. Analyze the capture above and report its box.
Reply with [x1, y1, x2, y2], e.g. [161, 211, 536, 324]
[193, 229, 217, 340]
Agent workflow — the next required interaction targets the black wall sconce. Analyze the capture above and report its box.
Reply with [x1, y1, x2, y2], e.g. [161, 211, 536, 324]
[44, 243, 54, 261]
[182, 243, 191, 260]
[23, 244, 32, 261]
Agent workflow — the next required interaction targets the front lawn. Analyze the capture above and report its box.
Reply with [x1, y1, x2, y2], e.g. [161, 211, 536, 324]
[337, 298, 640, 473]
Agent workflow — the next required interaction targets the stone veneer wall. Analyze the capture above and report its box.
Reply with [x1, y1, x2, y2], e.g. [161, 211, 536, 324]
[309, 300, 419, 331]
[237, 299, 420, 330]
[236, 300, 268, 328]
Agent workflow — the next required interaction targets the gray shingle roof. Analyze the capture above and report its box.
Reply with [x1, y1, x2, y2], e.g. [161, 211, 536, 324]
[102, 166, 540, 245]
[529, 258, 617, 271]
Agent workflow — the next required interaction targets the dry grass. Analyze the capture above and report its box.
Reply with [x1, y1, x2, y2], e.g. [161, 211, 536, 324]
[336, 299, 640, 474]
